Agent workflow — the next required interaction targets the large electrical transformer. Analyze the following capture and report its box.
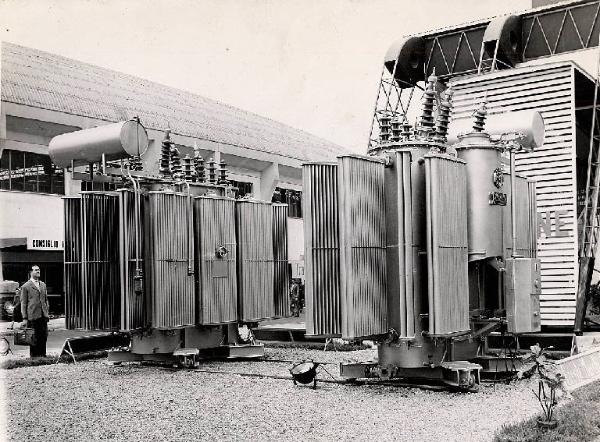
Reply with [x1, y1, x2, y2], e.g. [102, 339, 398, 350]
[49, 121, 290, 366]
[303, 72, 544, 390]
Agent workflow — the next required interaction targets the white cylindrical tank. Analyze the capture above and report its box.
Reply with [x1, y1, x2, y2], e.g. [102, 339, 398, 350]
[454, 132, 505, 261]
[49, 120, 149, 168]
[447, 110, 544, 149]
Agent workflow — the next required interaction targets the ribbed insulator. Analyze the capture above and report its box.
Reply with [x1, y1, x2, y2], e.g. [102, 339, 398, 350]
[218, 159, 228, 185]
[170, 146, 183, 180]
[159, 131, 172, 177]
[435, 88, 453, 142]
[379, 115, 391, 143]
[473, 104, 487, 132]
[419, 73, 437, 137]
[128, 155, 143, 171]
[208, 158, 216, 184]
[193, 149, 206, 183]
[391, 118, 402, 142]
[182, 155, 194, 182]
[401, 123, 412, 141]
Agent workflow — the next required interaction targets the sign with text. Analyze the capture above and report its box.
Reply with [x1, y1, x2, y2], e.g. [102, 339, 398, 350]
[538, 210, 570, 238]
[27, 238, 64, 251]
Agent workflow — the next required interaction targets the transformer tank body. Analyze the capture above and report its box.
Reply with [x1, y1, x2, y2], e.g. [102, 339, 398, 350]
[304, 73, 544, 390]
[55, 124, 290, 366]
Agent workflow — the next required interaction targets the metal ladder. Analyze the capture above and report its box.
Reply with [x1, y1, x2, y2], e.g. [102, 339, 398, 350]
[575, 36, 600, 333]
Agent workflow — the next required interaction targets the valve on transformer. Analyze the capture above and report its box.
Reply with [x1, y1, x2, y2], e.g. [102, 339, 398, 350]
[435, 87, 453, 143]
[418, 70, 437, 139]
[170, 145, 184, 181]
[472, 102, 487, 133]
[193, 144, 206, 183]
[128, 155, 143, 171]
[208, 158, 216, 184]
[183, 154, 194, 182]
[160, 130, 173, 177]
[218, 159, 228, 185]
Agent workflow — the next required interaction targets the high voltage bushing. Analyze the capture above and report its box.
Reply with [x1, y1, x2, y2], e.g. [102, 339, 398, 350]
[159, 131, 173, 177]
[419, 72, 437, 139]
[182, 155, 194, 182]
[218, 159, 228, 185]
[208, 157, 216, 184]
[379, 115, 391, 143]
[472, 103, 487, 132]
[170, 145, 184, 181]
[391, 118, 402, 142]
[193, 146, 206, 183]
[435, 87, 454, 143]
[401, 122, 413, 141]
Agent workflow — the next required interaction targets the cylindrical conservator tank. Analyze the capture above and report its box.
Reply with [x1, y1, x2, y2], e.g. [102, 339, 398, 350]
[194, 195, 238, 325]
[272, 203, 290, 318]
[236, 199, 275, 321]
[454, 132, 505, 261]
[302, 162, 341, 336]
[146, 191, 195, 329]
[49, 120, 149, 168]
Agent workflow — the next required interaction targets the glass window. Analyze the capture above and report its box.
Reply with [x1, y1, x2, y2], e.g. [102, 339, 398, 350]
[229, 180, 253, 198]
[273, 187, 302, 218]
[0, 149, 64, 195]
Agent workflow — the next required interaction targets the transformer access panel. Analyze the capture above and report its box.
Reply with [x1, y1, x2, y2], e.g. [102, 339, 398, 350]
[505, 258, 542, 334]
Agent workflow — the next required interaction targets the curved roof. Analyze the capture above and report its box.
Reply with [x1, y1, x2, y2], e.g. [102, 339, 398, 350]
[1, 42, 349, 162]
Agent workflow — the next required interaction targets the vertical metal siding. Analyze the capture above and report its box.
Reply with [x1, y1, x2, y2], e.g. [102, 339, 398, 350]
[194, 196, 238, 325]
[117, 189, 146, 331]
[147, 192, 195, 328]
[425, 154, 470, 335]
[303, 163, 341, 336]
[272, 204, 290, 318]
[451, 63, 576, 325]
[338, 155, 387, 340]
[385, 151, 416, 337]
[236, 200, 275, 321]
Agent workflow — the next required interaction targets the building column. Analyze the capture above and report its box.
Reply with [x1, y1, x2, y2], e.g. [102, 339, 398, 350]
[259, 162, 279, 201]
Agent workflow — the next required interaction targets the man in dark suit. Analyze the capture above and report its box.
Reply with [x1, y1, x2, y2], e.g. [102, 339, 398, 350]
[20, 265, 50, 357]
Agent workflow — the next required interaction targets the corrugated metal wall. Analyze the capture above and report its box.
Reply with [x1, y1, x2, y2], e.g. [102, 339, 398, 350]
[451, 63, 577, 325]
[236, 200, 275, 321]
[303, 163, 341, 336]
[272, 203, 290, 318]
[338, 155, 387, 339]
[503, 175, 537, 259]
[117, 190, 146, 330]
[385, 151, 417, 337]
[147, 192, 195, 328]
[194, 196, 238, 325]
[425, 154, 470, 335]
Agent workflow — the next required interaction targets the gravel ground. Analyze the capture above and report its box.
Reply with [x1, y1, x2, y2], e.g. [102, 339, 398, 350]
[1, 346, 542, 442]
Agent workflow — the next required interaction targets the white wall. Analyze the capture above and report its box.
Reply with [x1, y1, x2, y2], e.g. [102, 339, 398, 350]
[287, 217, 304, 262]
[0, 190, 64, 241]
